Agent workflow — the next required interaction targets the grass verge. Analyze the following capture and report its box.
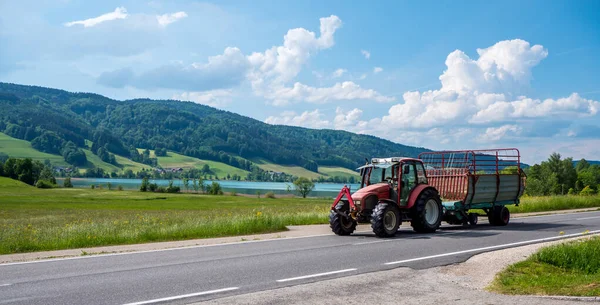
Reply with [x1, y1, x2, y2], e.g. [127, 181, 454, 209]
[0, 177, 329, 254]
[512, 195, 600, 214]
[489, 236, 600, 296]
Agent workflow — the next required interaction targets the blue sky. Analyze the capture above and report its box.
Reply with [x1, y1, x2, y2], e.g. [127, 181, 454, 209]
[1, 0, 599, 164]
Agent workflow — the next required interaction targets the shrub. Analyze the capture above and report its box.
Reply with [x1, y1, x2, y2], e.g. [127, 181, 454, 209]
[140, 177, 149, 192]
[117, 185, 123, 191]
[149, 183, 158, 192]
[208, 182, 223, 195]
[107, 182, 112, 190]
[63, 177, 73, 188]
[567, 188, 576, 195]
[265, 191, 276, 199]
[166, 180, 180, 193]
[580, 186, 596, 196]
[155, 186, 166, 193]
[256, 190, 261, 198]
[36, 180, 55, 189]
[90, 185, 95, 189]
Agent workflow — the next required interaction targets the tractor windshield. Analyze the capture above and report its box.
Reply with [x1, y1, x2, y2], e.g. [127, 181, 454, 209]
[358, 163, 393, 188]
[369, 167, 385, 185]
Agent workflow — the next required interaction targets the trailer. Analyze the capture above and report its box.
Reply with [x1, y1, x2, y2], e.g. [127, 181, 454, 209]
[418, 148, 526, 226]
[328, 148, 526, 237]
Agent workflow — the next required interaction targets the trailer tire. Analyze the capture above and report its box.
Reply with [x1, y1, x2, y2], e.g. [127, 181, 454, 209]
[410, 188, 443, 233]
[488, 206, 510, 226]
[329, 201, 357, 235]
[371, 202, 401, 237]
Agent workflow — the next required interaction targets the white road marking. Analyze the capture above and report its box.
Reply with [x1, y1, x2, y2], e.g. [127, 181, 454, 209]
[384, 230, 600, 265]
[276, 268, 357, 283]
[122, 287, 239, 305]
[0, 283, 11, 287]
[576, 216, 600, 221]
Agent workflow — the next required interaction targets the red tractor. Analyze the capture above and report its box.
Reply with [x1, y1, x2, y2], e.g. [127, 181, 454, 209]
[330, 149, 525, 237]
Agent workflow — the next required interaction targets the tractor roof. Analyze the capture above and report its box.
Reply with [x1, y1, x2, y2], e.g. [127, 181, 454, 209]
[356, 157, 421, 170]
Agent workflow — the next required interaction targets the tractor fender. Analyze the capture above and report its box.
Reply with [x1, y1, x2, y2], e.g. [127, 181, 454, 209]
[406, 185, 439, 209]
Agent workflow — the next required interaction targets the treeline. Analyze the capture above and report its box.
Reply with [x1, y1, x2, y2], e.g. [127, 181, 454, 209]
[0, 156, 59, 188]
[0, 82, 428, 173]
[525, 153, 600, 196]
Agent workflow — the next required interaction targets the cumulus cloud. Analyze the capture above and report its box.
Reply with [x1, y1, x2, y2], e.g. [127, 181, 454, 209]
[262, 81, 395, 106]
[361, 50, 371, 59]
[173, 89, 233, 107]
[373, 67, 383, 74]
[156, 11, 188, 27]
[376, 39, 599, 142]
[246, 15, 393, 105]
[265, 110, 330, 129]
[265, 107, 370, 131]
[64, 7, 128, 27]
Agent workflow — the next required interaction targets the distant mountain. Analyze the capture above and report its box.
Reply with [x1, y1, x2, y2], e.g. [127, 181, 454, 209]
[0, 82, 430, 173]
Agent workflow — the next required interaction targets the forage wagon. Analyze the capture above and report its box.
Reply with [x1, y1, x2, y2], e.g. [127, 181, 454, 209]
[329, 148, 526, 237]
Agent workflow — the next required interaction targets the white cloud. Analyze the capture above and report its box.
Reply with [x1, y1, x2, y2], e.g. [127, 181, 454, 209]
[246, 15, 393, 105]
[373, 67, 383, 74]
[333, 107, 368, 130]
[376, 39, 599, 133]
[263, 81, 395, 105]
[359, 74, 367, 80]
[64, 7, 128, 27]
[478, 125, 522, 142]
[361, 50, 371, 59]
[265, 109, 330, 128]
[173, 89, 233, 107]
[332, 68, 347, 78]
[156, 11, 188, 27]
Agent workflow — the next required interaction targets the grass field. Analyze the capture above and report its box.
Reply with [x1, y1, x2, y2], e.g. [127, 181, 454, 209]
[252, 158, 322, 179]
[0, 132, 69, 166]
[490, 236, 600, 296]
[138, 149, 250, 178]
[0, 177, 330, 254]
[318, 166, 360, 178]
[0, 133, 149, 173]
[81, 150, 150, 173]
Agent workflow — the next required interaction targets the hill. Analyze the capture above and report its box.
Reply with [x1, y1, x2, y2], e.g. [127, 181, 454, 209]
[0, 82, 429, 177]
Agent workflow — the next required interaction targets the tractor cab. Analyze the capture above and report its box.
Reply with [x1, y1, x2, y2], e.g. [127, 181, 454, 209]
[357, 157, 429, 206]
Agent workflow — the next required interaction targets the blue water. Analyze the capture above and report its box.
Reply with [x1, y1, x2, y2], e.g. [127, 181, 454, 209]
[58, 178, 360, 198]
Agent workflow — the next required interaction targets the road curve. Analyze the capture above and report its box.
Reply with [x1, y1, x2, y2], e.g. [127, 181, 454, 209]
[1, 211, 599, 305]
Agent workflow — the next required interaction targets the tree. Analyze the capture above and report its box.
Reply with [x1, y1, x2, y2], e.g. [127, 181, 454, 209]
[293, 177, 315, 198]
[576, 159, 590, 172]
[183, 177, 190, 192]
[140, 176, 149, 192]
[64, 176, 73, 188]
[202, 164, 210, 174]
[39, 166, 56, 185]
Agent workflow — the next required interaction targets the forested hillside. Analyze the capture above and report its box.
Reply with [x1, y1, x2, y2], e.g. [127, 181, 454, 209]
[0, 82, 429, 174]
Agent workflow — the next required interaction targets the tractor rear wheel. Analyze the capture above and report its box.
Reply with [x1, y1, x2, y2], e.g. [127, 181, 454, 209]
[488, 206, 510, 226]
[410, 189, 443, 233]
[329, 201, 357, 235]
[371, 202, 401, 237]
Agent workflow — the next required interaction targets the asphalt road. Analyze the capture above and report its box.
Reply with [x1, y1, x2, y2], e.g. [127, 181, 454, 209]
[1, 211, 600, 305]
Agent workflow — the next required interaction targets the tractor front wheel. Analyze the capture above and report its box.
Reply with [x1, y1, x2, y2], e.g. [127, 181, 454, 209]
[371, 202, 401, 237]
[329, 201, 357, 235]
[411, 189, 443, 233]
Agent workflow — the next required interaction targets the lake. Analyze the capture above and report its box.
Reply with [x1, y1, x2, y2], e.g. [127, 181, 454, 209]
[58, 178, 360, 198]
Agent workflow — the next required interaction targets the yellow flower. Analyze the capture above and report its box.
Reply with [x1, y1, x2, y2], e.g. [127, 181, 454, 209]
[256, 211, 262, 217]
[559, 231, 565, 235]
